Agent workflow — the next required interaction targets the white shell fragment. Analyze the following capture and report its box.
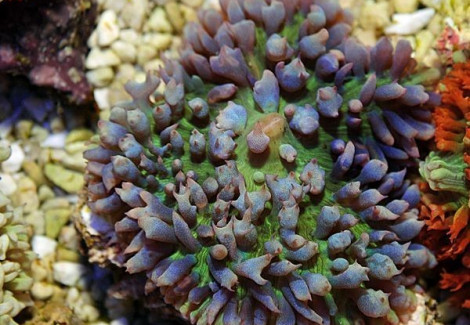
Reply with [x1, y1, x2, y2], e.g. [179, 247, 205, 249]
[385, 8, 435, 35]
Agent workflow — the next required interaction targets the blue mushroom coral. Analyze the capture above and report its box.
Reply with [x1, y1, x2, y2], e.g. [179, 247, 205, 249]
[82, 0, 438, 324]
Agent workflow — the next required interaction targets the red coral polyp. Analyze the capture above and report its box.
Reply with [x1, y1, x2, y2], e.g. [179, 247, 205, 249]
[420, 60, 470, 311]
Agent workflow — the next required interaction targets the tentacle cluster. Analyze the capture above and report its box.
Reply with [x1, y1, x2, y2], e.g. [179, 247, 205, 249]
[83, 0, 438, 324]
[419, 60, 470, 310]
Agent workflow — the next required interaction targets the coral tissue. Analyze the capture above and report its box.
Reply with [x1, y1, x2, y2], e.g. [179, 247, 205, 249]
[82, 0, 438, 324]
[420, 60, 470, 310]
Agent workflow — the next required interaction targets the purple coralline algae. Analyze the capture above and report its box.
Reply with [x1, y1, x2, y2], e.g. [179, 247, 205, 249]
[0, 0, 96, 105]
[80, 0, 438, 324]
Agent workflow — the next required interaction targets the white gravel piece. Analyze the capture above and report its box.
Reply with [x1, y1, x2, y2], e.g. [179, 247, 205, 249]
[97, 10, 120, 46]
[94, 88, 111, 111]
[86, 48, 121, 69]
[385, 8, 435, 35]
[141, 33, 172, 50]
[119, 28, 141, 45]
[145, 7, 173, 32]
[53, 261, 88, 286]
[121, 0, 148, 30]
[0, 173, 17, 196]
[111, 40, 137, 63]
[32, 235, 58, 258]
[31, 282, 55, 300]
[41, 132, 67, 149]
[1, 142, 24, 173]
[86, 67, 115, 87]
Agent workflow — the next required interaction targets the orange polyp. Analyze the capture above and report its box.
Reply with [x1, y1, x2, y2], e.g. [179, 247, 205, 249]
[449, 205, 469, 241]
[256, 113, 286, 139]
[436, 129, 463, 141]
[436, 139, 463, 152]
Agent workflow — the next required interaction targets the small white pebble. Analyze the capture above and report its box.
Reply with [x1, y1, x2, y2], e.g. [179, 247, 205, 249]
[86, 67, 115, 88]
[0, 173, 17, 196]
[97, 10, 120, 46]
[143, 59, 164, 72]
[136, 44, 158, 67]
[66, 287, 81, 305]
[85, 49, 121, 69]
[120, 0, 147, 31]
[53, 261, 87, 286]
[78, 304, 100, 322]
[111, 40, 137, 63]
[93, 88, 111, 111]
[141, 33, 172, 51]
[1, 143, 24, 173]
[41, 132, 67, 149]
[87, 30, 98, 48]
[31, 282, 55, 300]
[145, 7, 172, 32]
[385, 8, 435, 35]
[119, 29, 140, 45]
[32, 235, 57, 258]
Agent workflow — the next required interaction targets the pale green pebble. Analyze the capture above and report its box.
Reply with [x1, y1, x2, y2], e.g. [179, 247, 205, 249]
[165, 2, 185, 32]
[0, 145, 11, 163]
[419, 0, 442, 10]
[45, 208, 72, 239]
[86, 67, 115, 88]
[30, 125, 49, 142]
[0, 234, 9, 260]
[49, 148, 67, 162]
[31, 281, 55, 300]
[44, 164, 84, 193]
[145, 7, 173, 33]
[61, 152, 87, 172]
[0, 192, 9, 208]
[136, 44, 158, 66]
[38, 185, 55, 202]
[65, 141, 88, 155]
[180, 4, 198, 22]
[22, 160, 47, 186]
[50, 117, 65, 133]
[253, 171, 265, 184]
[77, 305, 100, 322]
[393, 0, 419, 13]
[56, 247, 81, 262]
[16, 176, 37, 192]
[181, 0, 204, 8]
[58, 226, 80, 251]
[427, 14, 444, 36]
[77, 291, 96, 307]
[65, 287, 80, 305]
[144, 59, 165, 73]
[89, 134, 101, 144]
[14, 120, 34, 140]
[41, 198, 70, 211]
[12, 177, 39, 213]
[141, 33, 173, 51]
[16, 190, 40, 214]
[111, 40, 137, 63]
[6, 272, 33, 291]
[415, 30, 435, 62]
[25, 211, 45, 235]
[30, 260, 49, 281]
[453, 50, 467, 63]
[114, 63, 136, 84]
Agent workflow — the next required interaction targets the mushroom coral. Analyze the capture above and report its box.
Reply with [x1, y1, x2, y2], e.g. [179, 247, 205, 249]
[81, 0, 438, 324]
[419, 60, 470, 310]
